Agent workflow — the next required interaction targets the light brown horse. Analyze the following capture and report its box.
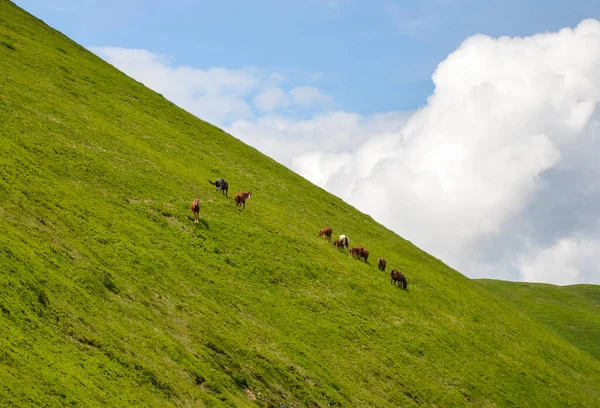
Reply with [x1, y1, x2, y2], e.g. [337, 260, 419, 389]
[333, 239, 344, 250]
[235, 192, 252, 208]
[190, 196, 201, 223]
[348, 247, 358, 258]
[318, 226, 332, 242]
[390, 270, 408, 289]
[378, 257, 387, 272]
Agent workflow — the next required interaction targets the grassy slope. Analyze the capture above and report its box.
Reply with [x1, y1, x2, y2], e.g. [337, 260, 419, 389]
[477, 280, 600, 361]
[1, 1, 600, 406]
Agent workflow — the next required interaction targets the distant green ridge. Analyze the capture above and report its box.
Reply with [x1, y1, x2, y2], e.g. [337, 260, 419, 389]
[477, 279, 600, 361]
[1, 1, 600, 406]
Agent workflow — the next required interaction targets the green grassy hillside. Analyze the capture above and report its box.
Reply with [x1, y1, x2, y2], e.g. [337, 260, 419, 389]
[1, 1, 600, 406]
[477, 280, 600, 361]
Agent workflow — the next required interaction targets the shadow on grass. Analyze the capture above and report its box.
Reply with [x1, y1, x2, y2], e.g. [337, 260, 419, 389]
[188, 217, 210, 229]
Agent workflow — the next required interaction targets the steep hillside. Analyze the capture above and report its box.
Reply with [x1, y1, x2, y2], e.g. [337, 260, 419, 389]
[1, 1, 600, 406]
[478, 280, 600, 361]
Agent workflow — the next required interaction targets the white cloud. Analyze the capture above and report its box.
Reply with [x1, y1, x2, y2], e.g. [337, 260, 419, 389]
[226, 111, 410, 169]
[289, 86, 332, 107]
[91, 47, 333, 122]
[91, 47, 259, 125]
[519, 237, 600, 285]
[267, 72, 286, 85]
[253, 87, 290, 112]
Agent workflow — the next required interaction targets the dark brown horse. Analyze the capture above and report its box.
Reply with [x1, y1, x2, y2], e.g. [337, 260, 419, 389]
[318, 227, 332, 242]
[333, 239, 344, 250]
[358, 247, 369, 262]
[390, 270, 407, 289]
[350, 246, 368, 262]
[235, 192, 252, 208]
[377, 257, 386, 272]
[190, 196, 201, 223]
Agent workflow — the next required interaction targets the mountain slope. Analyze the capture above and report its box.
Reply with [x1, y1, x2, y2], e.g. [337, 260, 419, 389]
[1, 1, 600, 406]
[477, 279, 600, 361]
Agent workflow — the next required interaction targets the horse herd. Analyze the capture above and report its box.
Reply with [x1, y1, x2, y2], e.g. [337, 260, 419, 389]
[190, 178, 252, 222]
[319, 227, 408, 289]
[191, 177, 407, 290]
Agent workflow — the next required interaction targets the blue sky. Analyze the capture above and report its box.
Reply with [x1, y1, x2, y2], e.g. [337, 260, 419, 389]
[14, 0, 600, 115]
[12, 1, 600, 285]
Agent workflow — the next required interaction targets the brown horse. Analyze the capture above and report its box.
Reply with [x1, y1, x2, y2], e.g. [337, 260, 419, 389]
[333, 239, 344, 250]
[390, 270, 407, 289]
[378, 257, 386, 272]
[235, 192, 252, 208]
[318, 227, 332, 242]
[190, 196, 200, 223]
[349, 246, 368, 262]
[358, 247, 369, 262]
[349, 245, 361, 258]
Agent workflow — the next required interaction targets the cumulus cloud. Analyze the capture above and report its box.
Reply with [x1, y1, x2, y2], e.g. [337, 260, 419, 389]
[227, 111, 410, 169]
[253, 87, 290, 112]
[519, 237, 600, 285]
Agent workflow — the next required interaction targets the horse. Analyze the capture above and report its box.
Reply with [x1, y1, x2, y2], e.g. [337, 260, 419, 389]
[378, 257, 386, 272]
[338, 234, 349, 249]
[350, 245, 367, 261]
[318, 227, 332, 242]
[208, 178, 229, 197]
[235, 192, 252, 208]
[190, 196, 201, 223]
[349, 246, 360, 258]
[358, 247, 369, 262]
[333, 239, 344, 250]
[390, 270, 408, 289]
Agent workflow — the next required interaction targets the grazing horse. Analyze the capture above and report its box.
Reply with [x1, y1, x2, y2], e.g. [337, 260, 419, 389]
[235, 192, 252, 208]
[208, 178, 229, 197]
[350, 245, 367, 261]
[348, 247, 358, 258]
[338, 235, 349, 249]
[318, 227, 332, 242]
[378, 257, 387, 272]
[390, 270, 408, 289]
[358, 247, 369, 262]
[190, 196, 201, 223]
[333, 239, 345, 250]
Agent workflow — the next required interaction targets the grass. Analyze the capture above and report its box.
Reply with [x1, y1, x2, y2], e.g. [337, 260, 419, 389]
[477, 280, 600, 361]
[1, 1, 600, 406]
